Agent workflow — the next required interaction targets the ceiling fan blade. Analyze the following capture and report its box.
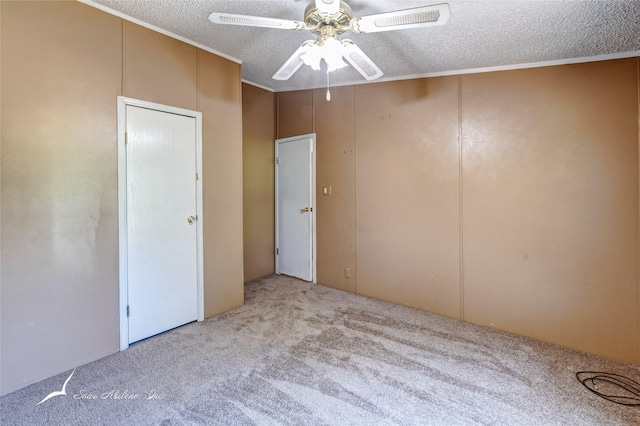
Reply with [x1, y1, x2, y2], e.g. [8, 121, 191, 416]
[315, 0, 340, 16]
[208, 12, 305, 30]
[273, 41, 315, 80]
[342, 40, 383, 81]
[350, 3, 450, 33]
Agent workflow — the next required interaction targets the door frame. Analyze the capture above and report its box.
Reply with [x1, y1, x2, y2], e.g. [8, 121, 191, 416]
[275, 133, 317, 283]
[117, 96, 204, 351]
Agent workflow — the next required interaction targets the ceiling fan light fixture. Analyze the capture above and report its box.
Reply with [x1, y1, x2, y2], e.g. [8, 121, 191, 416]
[300, 35, 348, 72]
[301, 45, 323, 70]
[326, 55, 348, 72]
[323, 37, 348, 72]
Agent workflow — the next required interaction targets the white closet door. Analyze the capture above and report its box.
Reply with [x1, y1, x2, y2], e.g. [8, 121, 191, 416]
[126, 105, 198, 343]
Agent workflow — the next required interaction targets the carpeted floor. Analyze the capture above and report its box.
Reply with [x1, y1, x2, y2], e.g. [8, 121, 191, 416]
[1, 274, 639, 425]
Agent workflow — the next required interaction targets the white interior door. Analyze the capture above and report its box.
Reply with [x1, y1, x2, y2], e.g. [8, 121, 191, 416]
[125, 105, 199, 343]
[276, 134, 316, 282]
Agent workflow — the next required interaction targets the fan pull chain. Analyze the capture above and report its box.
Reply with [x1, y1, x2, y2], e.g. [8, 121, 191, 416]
[326, 70, 331, 102]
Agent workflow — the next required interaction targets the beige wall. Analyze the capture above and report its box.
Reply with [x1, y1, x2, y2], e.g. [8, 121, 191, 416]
[198, 48, 244, 316]
[275, 59, 640, 365]
[355, 78, 462, 318]
[461, 61, 639, 361]
[1, 1, 243, 395]
[124, 22, 198, 111]
[1, 0, 121, 397]
[242, 83, 276, 281]
[276, 90, 313, 139]
[314, 86, 357, 293]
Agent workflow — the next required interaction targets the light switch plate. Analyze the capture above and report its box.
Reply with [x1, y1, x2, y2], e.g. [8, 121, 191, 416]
[322, 186, 332, 196]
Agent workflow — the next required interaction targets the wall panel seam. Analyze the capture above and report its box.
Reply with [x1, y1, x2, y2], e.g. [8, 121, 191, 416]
[312, 90, 316, 133]
[458, 75, 464, 321]
[121, 18, 125, 95]
[353, 85, 358, 295]
[196, 49, 200, 111]
[276, 94, 280, 139]
[637, 56, 640, 360]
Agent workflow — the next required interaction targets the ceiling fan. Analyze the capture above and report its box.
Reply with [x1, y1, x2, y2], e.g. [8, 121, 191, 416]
[208, 0, 450, 82]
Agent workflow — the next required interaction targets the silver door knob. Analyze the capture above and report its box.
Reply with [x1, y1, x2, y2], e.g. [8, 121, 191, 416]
[187, 215, 197, 224]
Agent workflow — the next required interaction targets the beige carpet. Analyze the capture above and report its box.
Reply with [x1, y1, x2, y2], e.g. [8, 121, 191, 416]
[2, 274, 639, 425]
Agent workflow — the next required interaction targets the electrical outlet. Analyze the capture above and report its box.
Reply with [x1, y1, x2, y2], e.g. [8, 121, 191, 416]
[344, 267, 351, 278]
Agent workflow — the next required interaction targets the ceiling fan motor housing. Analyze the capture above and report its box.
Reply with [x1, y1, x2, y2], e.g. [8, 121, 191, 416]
[304, 1, 353, 35]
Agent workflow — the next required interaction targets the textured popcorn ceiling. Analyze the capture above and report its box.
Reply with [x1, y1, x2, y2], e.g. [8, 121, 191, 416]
[86, 0, 640, 92]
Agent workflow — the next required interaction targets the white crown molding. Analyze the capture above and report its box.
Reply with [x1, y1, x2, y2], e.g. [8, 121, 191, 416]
[379, 50, 640, 85]
[78, 0, 242, 65]
[284, 50, 640, 93]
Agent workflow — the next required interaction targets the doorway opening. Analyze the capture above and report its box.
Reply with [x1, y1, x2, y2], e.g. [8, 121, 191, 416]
[275, 133, 317, 283]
